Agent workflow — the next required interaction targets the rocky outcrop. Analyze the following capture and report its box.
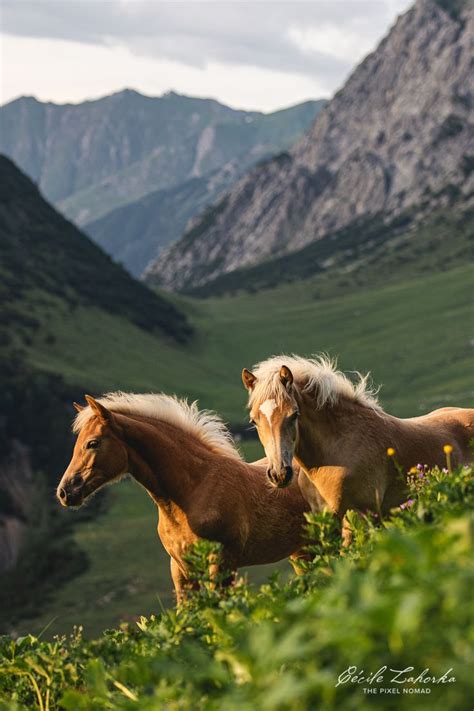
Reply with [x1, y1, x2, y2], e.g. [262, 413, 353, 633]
[147, 0, 474, 291]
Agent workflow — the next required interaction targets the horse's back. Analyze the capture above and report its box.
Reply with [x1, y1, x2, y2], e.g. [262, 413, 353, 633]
[422, 407, 474, 460]
[412, 406, 474, 428]
[425, 407, 474, 432]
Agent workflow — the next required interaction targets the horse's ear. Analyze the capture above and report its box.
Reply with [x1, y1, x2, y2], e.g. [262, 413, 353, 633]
[242, 368, 257, 391]
[280, 365, 294, 390]
[73, 402, 84, 413]
[84, 395, 110, 423]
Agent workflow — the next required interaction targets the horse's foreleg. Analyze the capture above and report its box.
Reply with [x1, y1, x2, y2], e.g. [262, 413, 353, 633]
[341, 515, 353, 547]
[303, 466, 350, 514]
[303, 466, 362, 548]
[170, 557, 192, 605]
[208, 550, 237, 590]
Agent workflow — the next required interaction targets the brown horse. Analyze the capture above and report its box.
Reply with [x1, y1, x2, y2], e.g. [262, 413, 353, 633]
[242, 355, 474, 540]
[56, 393, 310, 602]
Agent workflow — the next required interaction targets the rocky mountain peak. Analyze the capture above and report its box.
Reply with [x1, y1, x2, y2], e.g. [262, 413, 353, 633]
[147, 0, 473, 291]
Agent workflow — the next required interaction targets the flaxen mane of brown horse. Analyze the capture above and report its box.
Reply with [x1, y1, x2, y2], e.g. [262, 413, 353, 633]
[56, 393, 310, 601]
[242, 355, 474, 539]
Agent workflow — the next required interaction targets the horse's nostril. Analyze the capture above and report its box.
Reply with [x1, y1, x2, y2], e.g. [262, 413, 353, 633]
[72, 473, 83, 487]
[59, 487, 66, 500]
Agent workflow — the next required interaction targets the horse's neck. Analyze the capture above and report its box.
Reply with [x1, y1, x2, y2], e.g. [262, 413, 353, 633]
[297, 391, 383, 466]
[119, 415, 211, 507]
[297, 403, 332, 466]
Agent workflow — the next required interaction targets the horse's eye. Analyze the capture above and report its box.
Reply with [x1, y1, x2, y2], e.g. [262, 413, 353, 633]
[249, 419, 257, 426]
[289, 411, 300, 422]
[86, 439, 99, 449]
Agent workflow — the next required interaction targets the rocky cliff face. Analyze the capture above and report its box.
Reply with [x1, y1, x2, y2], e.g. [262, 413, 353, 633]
[0, 90, 322, 227]
[148, 0, 474, 291]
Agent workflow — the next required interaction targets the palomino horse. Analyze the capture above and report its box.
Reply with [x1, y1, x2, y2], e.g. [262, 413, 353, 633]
[56, 393, 311, 601]
[242, 355, 474, 541]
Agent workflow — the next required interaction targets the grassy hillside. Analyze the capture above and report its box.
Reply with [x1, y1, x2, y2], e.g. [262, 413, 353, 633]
[23, 261, 474, 423]
[32, 264, 474, 416]
[0, 155, 192, 482]
[0, 155, 190, 343]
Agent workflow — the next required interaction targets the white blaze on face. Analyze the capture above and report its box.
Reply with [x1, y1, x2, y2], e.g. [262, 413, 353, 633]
[259, 398, 277, 429]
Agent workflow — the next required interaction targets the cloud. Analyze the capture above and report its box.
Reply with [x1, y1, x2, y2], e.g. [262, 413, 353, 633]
[1, 0, 413, 109]
[2, 1, 412, 78]
[0, 34, 327, 111]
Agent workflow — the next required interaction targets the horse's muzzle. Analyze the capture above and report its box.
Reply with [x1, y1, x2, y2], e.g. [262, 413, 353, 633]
[266, 465, 293, 488]
[57, 473, 84, 507]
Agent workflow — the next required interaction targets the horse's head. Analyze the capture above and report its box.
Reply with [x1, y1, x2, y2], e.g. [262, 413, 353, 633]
[242, 365, 300, 488]
[56, 395, 128, 508]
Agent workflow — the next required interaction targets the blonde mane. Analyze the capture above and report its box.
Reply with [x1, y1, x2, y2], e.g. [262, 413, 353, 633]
[73, 392, 242, 460]
[249, 354, 380, 411]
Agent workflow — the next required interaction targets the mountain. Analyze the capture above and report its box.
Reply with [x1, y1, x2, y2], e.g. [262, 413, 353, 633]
[147, 0, 474, 292]
[0, 155, 190, 342]
[0, 155, 191, 587]
[0, 90, 324, 230]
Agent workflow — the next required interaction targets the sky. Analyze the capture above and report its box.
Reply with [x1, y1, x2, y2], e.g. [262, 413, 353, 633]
[1, 0, 413, 112]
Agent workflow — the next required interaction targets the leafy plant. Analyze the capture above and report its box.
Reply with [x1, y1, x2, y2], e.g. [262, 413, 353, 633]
[0, 464, 472, 709]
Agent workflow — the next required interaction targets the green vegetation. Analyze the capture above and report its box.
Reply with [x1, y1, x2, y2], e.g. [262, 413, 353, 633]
[1, 463, 473, 709]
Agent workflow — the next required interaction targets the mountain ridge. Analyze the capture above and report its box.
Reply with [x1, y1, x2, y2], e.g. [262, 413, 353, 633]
[84, 100, 324, 275]
[0, 90, 324, 230]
